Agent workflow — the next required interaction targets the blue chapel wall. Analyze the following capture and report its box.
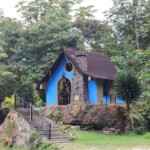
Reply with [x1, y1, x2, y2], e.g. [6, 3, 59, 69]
[88, 79, 124, 104]
[88, 80, 98, 104]
[46, 57, 73, 105]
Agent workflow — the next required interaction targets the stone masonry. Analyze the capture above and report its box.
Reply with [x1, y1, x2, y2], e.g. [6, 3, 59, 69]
[0, 111, 33, 147]
[71, 55, 89, 104]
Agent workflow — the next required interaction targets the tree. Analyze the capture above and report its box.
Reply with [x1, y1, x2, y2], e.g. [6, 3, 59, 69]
[74, 18, 113, 53]
[115, 71, 141, 112]
[105, 0, 150, 51]
[0, 13, 22, 102]
[74, 6, 115, 54]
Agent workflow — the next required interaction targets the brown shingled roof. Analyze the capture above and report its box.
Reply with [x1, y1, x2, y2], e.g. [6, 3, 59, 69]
[64, 49, 117, 80]
[36, 49, 117, 90]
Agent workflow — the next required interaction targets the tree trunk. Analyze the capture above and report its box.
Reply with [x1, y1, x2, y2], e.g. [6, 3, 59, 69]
[135, 17, 140, 49]
[126, 100, 130, 114]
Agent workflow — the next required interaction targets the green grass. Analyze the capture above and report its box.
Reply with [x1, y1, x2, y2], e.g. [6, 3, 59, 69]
[0, 142, 28, 150]
[61, 131, 150, 150]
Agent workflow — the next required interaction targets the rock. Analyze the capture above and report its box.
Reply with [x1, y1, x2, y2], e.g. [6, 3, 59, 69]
[5, 137, 13, 146]
[101, 130, 112, 135]
[42, 104, 129, 133]
[81, 125, 94, 130]
[101, 127, 120, 134]
[71, 125, 80, 130]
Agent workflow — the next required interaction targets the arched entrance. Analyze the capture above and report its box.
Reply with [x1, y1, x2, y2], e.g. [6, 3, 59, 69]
[57, 77, 71, 105]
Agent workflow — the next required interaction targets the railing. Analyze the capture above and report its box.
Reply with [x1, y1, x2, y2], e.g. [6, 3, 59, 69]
[14, 93, 51, 140]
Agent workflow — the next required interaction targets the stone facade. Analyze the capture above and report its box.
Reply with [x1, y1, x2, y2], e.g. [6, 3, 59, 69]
[75, 55, 87, 71]
[71, 55, 89, 104]
[0, 111, 33, 147]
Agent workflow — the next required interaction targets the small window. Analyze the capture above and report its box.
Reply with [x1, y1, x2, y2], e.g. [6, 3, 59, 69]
[65, 62, 73, 72]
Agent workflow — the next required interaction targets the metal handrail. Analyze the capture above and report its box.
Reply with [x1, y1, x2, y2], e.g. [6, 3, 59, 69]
[14, 95, 51, 140]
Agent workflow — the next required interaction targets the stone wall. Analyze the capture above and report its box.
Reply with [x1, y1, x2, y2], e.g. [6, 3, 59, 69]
[0, 111, 33, 147]
[75, 56, 87, 71]
[71, 55, 89, 104]
[42, 104, 130, 133]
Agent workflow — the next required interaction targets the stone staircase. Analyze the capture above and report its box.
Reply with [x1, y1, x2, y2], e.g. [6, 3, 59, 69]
[18, 108, 72, 143]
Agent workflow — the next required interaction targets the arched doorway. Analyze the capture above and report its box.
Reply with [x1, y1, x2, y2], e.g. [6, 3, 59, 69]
[57, 77, 71, 105]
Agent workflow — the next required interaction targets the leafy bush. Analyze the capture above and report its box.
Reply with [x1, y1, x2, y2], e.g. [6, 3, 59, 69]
[130, 112, 148, 134]
[54, 110, 61, 123]
[27, 132, 42, 150]
[37, 142, 59, 150]
[61, 125, 78, 140]
[2, 95, 15, 110]
[34, 93, 43, 108]
[2, 95, 20, 110]
[130, 100, 150, 134]
[48, 110, 62, 123]
[139, 101, 150, 130]
[27, 132, 59, 150]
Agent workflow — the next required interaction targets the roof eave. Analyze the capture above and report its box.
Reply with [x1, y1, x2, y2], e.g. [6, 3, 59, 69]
[36, 51, 64, 90]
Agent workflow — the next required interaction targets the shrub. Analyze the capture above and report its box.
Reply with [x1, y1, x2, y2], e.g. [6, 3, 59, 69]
[130, 100, 150, 134]
[48, 110, 62, 123]
[38, 142, 59, 150]
[54, 110, 61, 123]
[27, 132, 59, 150]
[34, 93, 43, 108]
[61, 125, 78, 140]
[27, 132, 42, 150]
[130, 112, 148, 134]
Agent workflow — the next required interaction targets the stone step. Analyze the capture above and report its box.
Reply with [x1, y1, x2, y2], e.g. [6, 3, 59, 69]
[46, 137, 72, 141]
[50, 139, 73, 143]
[50, 137, 72, 140]
[41, 135, 72, 140]
[34, 127, 62, 132]
[40, 133, 70, 137]
[38, 130, 68, 135]
[37, 131, 64, 135]
[19, 109, 72, 143]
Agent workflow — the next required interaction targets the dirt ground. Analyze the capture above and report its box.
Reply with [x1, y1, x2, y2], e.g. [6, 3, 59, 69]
[57, 144, 150, 150]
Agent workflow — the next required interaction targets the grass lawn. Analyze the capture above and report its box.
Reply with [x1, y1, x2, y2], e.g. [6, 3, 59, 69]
[0, 143, 28, 150]
[60, 131, 150, 150]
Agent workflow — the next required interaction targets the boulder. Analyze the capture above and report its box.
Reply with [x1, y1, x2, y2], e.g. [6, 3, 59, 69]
[42, 104, 129, 133]
[101, 127, 120, 134]
[71, 125, 80, 130]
